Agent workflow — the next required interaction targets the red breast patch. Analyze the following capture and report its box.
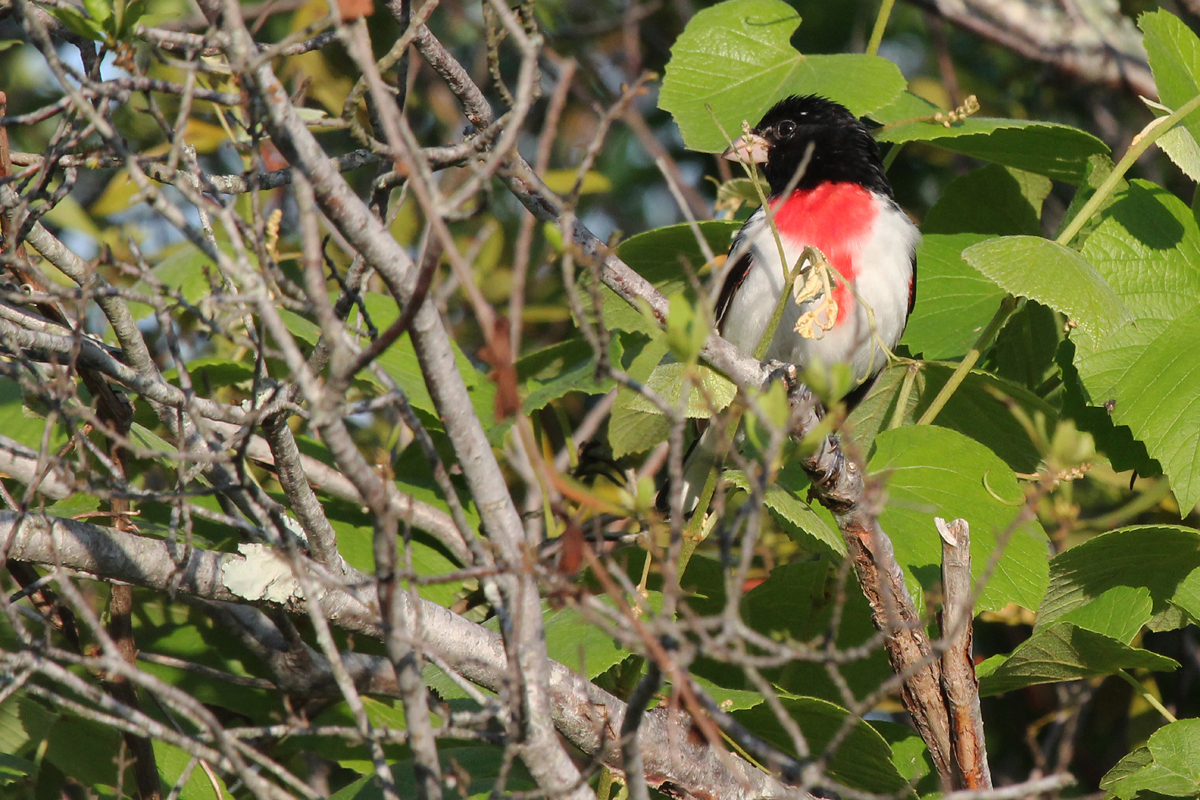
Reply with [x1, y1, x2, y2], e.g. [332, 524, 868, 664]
[769, 182, 877, 325]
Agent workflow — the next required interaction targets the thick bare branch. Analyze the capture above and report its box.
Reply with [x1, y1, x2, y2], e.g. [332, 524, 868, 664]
[1, 511, 786, 800]
[906, 0, 1153, 98]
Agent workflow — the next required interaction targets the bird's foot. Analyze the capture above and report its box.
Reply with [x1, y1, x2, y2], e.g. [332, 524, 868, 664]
[763, 359, 810, 405]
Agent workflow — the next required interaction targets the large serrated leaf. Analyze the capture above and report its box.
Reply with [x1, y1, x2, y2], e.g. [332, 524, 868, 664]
[1102, 718, 1200, 799]
[962, 235, 1131, 341]
[659, 0, 905, 152]
[874, 92, 1108, 183]
[724, 467, 843, 555]
[606, 221, 740, 336]
[977, 621, 1178, 696]
[847, 363, 1055, 475]
[900, 233, 1005, 360]
[735, 696, 914, 796]
[1073, 181, 1200, 510]
[1037, 526, 1200, 633]
[923, 164, 1051, 237]
[1141, 11, 1200, 150]
[869, 426, 1050, 612]
[625, 362, 737, 418]
[1058, 585, 1154, 644]
[1092, 306, 1200, 509]
[518, 337, 618, 413]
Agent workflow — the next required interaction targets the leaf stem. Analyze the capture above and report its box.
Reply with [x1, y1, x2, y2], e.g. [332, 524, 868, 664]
[916, 294, 1018, 425]
[1057, 91, 1200, 246]
[1117, 669, 1177, 724]
[866, 0, 897, 57]
[882, 141, 903, 172]
[889, 361, 921, 429]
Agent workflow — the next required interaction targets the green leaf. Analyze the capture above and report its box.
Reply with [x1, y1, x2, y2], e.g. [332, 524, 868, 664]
[764, 566, 892, 705]
[0, 694, 57, 760]
[923, 164, 1052, 237]
[1102, 747, 1155, 796]
[278, 308, 322, 349]
[734, 697, 914, 795]
[82, 0, 112, 26]
[1057, 339, 1160, 477]
[1141, 11, 1200, 150]
[518, 337, 617, 413]
[1103, 718, 1200, 799]
[874, 722, 935, 793]
[44, 714, 123, 787]
[658, 0, 905, 152]
[131, 595, 276, 715]
[1058, 585, 1153, 644]
[691, 675, 765, 711]
[425, 600, 635, 700]
[962, 235, 1131, 341]
[725, 466, 844, 555]
[350, 294, 494, 428]
[541, 169, 612, 195]
[331, 746, 535, 799]
[665, 293, 710, 364]
[625, 362, 737, 418]
[977, 621, 1178, 696]
[1037, 526, 1200, 633]
[544, 601, 633, 678]
[900, 233, 1005, 360]
[285, 698, 409, 773]
[874, 92, 1109, 183]
[609, 336, 672, 457]
[868, 426, 1050, 611]
[1056, 154, 1122, 248]
[1145, 98, 1200, 183]
[716, 177, 766, 217]
[990, 301, 1061, 391]
[607, 221, 740, 336]
[1074, 181, 1200, 510]
[161, 356, 254, 390]
[129, 243, 224, 318]
[0, 380, 66, 452]
[0, 753, 36, 786]
[1087, 307, 1200, 509]
[329, 513, 465, 607]
[847, 363, 1055, 474]
[1170, 567, 1200, 622]
[154, 740, 233, 798]
[50, 5, 104, 40]
[119, 0, 147, 37]
[740, 561, 831, 639]
[609, 396, 671, 457]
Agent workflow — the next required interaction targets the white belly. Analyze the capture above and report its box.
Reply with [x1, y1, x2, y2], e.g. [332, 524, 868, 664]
[719, 196, 919, 386]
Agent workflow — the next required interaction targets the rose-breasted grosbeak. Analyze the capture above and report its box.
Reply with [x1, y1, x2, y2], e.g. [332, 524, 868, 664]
[677, 94, 919, 512]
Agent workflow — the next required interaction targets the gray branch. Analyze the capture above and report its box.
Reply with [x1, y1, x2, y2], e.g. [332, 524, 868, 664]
[907, 0, 1154, 98]
[0, 511, 786, 800]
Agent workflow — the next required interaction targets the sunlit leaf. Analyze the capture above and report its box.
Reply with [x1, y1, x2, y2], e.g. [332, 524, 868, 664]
[659, 0, 905, 152]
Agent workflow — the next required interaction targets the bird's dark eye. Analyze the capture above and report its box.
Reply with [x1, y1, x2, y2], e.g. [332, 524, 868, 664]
[778, 120, 797, 137]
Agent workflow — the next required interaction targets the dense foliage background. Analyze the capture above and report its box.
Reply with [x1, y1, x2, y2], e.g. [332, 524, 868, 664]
[3, 0, 1200, 798]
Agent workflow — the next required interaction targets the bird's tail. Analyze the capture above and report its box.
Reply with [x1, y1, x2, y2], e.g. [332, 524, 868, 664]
[670, 423, 725, 516]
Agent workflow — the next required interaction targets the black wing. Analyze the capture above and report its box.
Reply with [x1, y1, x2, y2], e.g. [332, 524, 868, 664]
[713, 214, 761, 331]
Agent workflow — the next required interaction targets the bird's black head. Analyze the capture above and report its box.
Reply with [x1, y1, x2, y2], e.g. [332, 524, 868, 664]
[724, 95, 891, 198]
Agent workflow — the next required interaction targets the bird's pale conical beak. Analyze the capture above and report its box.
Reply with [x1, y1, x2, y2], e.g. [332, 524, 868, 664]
[722, 132, 770, 164]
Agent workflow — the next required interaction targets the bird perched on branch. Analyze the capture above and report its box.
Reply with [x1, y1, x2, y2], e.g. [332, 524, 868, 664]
[678, 94, 920, 513]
